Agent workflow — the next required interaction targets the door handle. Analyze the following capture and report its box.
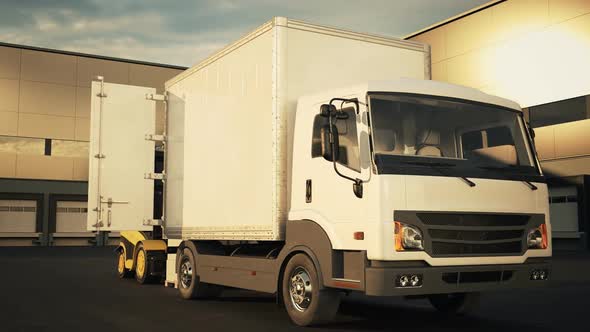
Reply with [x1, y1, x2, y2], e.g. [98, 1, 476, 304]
[100, 197, 129, 208]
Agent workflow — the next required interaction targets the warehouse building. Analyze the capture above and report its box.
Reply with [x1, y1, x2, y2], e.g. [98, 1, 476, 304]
[1, 0, 589, 250]
[407, 0, 590, 250]
[0, 42, 185, 246]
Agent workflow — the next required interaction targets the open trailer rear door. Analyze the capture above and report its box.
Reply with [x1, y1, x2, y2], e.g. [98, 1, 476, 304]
[87, 79, 157, 232]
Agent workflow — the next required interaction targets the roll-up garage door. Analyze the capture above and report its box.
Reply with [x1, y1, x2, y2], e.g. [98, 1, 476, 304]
[549, 186, 580, 238]
[55, 201, 89, 233]
[0, 200, 37, 233]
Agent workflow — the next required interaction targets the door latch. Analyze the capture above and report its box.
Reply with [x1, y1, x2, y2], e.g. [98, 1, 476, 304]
[100, 198, 129, 208]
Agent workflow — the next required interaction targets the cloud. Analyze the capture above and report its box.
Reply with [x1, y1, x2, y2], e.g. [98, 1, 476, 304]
[0, 0, 489, 66]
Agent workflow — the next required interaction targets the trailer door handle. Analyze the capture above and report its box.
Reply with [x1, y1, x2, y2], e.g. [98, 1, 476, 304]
[100, 198, 129, 208]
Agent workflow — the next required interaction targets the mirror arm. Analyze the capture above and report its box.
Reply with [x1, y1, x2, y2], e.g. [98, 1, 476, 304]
[328, 100, 363, 186]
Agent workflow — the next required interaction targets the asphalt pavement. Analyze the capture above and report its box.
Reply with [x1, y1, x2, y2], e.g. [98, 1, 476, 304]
[0, 247, 588, 332]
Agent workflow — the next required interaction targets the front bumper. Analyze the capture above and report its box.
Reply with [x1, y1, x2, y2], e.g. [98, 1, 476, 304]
[364, 259, 551, 296]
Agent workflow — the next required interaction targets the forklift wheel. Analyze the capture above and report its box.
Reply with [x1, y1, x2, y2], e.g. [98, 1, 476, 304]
[134, 244, 154, 284]
[116, 249, 132, 279]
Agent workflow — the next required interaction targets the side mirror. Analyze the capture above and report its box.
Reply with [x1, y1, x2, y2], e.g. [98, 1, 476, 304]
[353, 181, 363, 198]
[320, 125, 339, 161]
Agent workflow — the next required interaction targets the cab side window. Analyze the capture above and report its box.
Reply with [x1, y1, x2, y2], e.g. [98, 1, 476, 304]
[311, 106, 360, 172]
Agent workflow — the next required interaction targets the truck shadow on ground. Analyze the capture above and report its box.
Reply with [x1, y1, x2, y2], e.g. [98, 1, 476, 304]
[208, 289, 551, 331]
[325, 300, 550, 332]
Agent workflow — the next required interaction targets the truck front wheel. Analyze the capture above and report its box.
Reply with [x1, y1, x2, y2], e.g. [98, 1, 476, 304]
[282, 253, 341, 326]
[428, 292, 480, 315]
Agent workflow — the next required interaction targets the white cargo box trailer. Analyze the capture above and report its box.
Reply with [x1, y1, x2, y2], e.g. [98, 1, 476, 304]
[163, 17, 430, 241]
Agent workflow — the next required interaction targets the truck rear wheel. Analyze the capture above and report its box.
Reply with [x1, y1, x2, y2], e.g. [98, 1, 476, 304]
[428, 292, 480, 315]
[177, 246, 222, 299]
[282, 253, 341, 326]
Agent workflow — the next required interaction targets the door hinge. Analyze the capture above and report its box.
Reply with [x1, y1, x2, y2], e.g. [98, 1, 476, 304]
[144, 172, 166, 180]
[94, 153, 105, 159]
[143, 218, 163, 226]
[146, 93, 167, 101]
[145, 134, 166, 142]
[96, 92, 107, 98]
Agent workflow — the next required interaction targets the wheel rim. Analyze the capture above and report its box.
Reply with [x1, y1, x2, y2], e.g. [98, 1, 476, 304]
[289, 266, 313, 312]
[117, 252, 125, 274]
[136, 250, 146, 278]
[179, 257, 193, 289]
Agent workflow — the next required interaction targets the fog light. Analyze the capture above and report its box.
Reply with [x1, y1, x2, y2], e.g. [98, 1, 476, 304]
[396, 274, 423, 288]
[539, 270, 547, 280]
[530, 269, 549, 281]
[399, 275, 409, 287]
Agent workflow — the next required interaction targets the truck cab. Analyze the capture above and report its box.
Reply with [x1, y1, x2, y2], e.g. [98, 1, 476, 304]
[290, 78, 550, 295]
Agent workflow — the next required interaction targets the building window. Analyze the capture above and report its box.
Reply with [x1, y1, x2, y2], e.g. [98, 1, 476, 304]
[528, 96, 588, 128]
[0, 136, 45, 155]
[51, 140, 89, 158]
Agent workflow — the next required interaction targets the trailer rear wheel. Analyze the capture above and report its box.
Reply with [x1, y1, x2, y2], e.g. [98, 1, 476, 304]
[116, 249, 132, 278]
[177, 246, 222, 299]
[428, 292, 480, 315]
[282, 253, 341, 326]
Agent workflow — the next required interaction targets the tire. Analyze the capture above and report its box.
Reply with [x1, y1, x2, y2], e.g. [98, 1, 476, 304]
[282, 253, 341, 326]
[428, 292, 481, 315]
[134, 244, 153, 284]
[177, 245, 222, 299]
[116, 249, 132, 279]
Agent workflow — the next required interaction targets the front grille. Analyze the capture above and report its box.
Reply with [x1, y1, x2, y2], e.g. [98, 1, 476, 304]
[432, 241, 522, 256]
[413, 212, 533, 257]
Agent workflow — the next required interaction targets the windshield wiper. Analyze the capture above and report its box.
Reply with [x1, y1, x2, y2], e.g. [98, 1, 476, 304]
[401, 161, 476, 187]
[476, 165, 538, 191]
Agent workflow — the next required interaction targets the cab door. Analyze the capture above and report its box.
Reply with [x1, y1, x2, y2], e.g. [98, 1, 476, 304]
[87, 80, 156, 232]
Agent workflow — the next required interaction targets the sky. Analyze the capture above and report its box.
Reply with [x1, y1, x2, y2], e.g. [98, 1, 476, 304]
[0, 0, 489, 67]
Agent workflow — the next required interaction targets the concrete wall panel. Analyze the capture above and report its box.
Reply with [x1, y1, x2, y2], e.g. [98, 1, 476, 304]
[75, 117, 90, 141]
[541, 155, 590, 177]
[446, 9, 493, 58]
[431, 61, 448, 82]
[0, 152, 17, 177]
[20, 50, 76, 85]
[75, 87, 91, 118]
[16, 155, 74, 180]
[73, 157, 89, 181]
[533, 126, 556, 160]
[77, 57, 129, 87]
[0, 79, 19, 112]
[553, 119, 590, 158]
[491, 0, 549, 43]
[411, 27, 447, 63]
[0, 46, 21, 79]
[0, 111, 18, 136]
[18, 113, 76, 140]
[549, 0, 590, 24]
[19, 81, 75, 117]
[129, 64, 181, 93]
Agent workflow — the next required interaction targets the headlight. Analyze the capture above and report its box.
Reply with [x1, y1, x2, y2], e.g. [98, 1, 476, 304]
[527, 224, 548, 249]
[394, 222, 424, 251]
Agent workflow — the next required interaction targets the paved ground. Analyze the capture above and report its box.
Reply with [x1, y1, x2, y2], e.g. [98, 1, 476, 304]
[0, 247, 588, 332]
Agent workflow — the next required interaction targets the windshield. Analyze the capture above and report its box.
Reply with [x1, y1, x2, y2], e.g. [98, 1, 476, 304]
[369, 93, 542, 182]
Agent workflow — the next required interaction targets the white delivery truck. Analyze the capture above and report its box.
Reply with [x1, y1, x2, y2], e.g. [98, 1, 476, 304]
[88, 17, 551, 326]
